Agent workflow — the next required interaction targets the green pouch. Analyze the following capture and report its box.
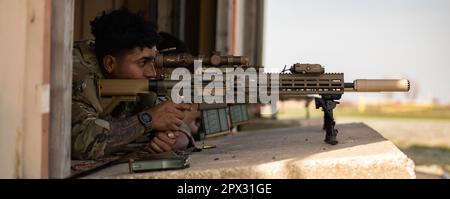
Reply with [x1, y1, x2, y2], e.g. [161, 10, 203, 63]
[128, 156, 189, 173]
[116, 150, 190, 173]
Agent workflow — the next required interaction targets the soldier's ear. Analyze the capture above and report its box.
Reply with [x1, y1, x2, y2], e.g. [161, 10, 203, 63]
[103, 55, 116, 74]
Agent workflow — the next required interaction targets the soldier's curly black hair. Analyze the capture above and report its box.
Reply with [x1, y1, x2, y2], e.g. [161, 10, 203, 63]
[90, 7, 160, 65]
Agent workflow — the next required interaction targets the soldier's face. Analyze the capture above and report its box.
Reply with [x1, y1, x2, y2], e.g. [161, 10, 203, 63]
[104, 46, 158, 79]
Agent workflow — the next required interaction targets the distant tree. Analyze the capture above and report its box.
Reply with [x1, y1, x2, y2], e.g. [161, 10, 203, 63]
[432, 97, 439, 105]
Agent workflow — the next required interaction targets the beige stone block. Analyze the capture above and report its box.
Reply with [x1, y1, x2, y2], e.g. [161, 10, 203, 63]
[84, 123, 415, 179]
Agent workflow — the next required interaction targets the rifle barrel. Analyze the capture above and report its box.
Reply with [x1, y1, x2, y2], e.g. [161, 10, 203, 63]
[344, 79, 410, 92]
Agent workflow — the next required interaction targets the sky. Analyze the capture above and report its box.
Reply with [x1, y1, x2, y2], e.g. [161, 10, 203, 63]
[263, 0, 450, 103]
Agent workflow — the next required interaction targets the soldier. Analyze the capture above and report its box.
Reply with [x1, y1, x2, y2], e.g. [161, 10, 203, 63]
[156, 31, 203, 138]
[72, 7, 195, 160]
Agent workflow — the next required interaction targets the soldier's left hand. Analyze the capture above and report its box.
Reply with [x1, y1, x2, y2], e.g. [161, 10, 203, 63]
[183, 104, 201, 124]
[147, 131, 178, 153]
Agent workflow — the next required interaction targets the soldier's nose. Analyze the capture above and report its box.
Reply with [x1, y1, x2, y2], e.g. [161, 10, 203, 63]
[144, 65, 156, 78]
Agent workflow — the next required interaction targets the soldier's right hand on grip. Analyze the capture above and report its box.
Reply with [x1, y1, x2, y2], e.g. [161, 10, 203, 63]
[148, 100, 191, 131]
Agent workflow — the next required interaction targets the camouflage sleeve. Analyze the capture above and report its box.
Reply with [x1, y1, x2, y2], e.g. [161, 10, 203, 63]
[71, 78, 147, 160]
[71, 99, 108, 160]
[71, 99, 148, 160]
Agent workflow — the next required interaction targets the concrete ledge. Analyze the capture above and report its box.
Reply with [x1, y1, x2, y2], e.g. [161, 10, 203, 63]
[84, 123, 415, 179]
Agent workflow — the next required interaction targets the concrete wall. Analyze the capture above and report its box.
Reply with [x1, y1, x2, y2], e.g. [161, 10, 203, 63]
[0, 0, 51, 178]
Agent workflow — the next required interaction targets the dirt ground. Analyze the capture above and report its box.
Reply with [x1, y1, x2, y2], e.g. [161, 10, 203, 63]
[337, 117, 450, 179]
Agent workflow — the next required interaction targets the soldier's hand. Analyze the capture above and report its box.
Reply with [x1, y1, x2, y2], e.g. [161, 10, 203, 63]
[147, 131, 179, 153]
[147, 131, 190, 153]
[148, 100, 191, 131]
[183, 104, 202, 125]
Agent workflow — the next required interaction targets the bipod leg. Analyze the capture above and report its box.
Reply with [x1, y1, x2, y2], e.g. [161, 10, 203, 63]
[315, 96, 340, 145]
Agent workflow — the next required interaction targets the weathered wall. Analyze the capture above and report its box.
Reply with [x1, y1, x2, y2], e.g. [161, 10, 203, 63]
[0, 0, 51, 178]
[49, 0, 74, 179]
[73, 0, 151, 41]
[216, 0, 264, 65]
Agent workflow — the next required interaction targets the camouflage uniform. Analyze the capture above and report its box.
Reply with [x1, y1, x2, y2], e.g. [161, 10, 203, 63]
[71, 40, 194, 160]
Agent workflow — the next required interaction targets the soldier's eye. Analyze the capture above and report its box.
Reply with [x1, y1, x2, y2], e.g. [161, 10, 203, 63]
[138, 61, 146, 67]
